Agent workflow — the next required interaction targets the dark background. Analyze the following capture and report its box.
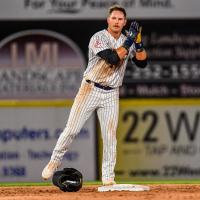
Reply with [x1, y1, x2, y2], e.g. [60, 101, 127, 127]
[0, 19, 200, 98]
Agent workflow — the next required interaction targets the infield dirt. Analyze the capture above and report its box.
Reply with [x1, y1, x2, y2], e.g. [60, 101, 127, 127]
[0, 184, 200, 200]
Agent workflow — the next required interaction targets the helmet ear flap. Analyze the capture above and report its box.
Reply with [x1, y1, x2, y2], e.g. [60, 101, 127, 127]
[52, 168, 83, 192]
[52, 171, 64, 187]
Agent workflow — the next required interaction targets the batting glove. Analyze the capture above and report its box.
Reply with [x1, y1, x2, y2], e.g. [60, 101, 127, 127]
[135, 26, 144, 52]
[122, 20, 140, 51]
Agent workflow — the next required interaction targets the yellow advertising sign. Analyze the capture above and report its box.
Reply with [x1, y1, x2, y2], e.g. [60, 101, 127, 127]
[98, 99, 200, 181]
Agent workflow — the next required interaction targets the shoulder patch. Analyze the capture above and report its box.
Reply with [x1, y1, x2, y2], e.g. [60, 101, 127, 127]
[94, 39, 102, 48]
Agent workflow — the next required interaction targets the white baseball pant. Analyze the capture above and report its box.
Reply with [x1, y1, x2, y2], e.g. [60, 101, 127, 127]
[51, 79, 119, 182]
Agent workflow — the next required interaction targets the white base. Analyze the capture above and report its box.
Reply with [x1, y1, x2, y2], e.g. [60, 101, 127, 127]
[98, 184, 150, 192]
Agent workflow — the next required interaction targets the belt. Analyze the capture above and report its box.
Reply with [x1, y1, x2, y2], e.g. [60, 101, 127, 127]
[86, 79, 113, 90]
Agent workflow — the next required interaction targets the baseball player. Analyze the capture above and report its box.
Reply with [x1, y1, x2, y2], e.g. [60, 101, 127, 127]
[42, 4, 147, 185]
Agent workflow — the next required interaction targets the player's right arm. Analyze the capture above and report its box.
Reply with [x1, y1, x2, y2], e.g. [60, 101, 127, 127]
[88, 29, 131, 66]
[97, 20, 140, 65]
[89, 32, 125, 65]
[97, 48, 126, 65]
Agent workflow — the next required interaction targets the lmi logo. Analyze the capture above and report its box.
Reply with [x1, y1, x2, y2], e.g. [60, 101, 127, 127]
[0, 30, 85, 99]
[9, 41, 58, 67]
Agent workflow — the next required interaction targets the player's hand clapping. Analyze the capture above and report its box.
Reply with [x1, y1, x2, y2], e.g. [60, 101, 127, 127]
[122, 20, 140, 50]
[135, 26, 144, 52]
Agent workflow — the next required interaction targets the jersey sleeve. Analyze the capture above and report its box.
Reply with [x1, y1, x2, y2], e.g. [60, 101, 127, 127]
[89, 32, 110, 55]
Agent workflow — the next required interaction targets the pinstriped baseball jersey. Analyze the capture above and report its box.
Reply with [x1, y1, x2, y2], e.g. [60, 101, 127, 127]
[84, 29, 135, 88]
[46, 28, 136, 184]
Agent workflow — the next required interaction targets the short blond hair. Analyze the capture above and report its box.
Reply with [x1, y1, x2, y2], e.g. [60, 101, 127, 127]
[108, 4, 126, 18]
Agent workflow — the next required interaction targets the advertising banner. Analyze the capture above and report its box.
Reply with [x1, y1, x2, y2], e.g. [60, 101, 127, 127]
[0, 29, 85, 99]
[0, 20, 199, 99]
[0, 101, 96, 182]
[0, 0, 200, 19]
[122, 19, 200, 98]
[115, 99, 200, 180]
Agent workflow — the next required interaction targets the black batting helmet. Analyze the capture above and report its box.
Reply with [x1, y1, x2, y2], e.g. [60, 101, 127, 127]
[52, 168, 83, 192]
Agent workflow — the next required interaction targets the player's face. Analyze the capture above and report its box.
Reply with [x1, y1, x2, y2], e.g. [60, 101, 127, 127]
[107, 10, 127, 34]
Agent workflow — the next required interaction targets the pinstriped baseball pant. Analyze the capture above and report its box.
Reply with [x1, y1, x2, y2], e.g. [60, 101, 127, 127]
[51, 79, 119, 182]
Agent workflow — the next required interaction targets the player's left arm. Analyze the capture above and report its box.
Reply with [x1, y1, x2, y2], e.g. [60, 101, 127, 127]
[132, 26, 148, 68]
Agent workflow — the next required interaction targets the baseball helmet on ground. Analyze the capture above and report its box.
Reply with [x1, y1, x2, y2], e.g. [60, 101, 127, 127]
[52, 168, 83, 192]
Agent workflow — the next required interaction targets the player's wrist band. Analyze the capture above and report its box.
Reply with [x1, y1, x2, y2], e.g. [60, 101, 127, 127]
[122, 44, 130, 51]
[135, 42, 144, 52]
[122, 37, 134, 51]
